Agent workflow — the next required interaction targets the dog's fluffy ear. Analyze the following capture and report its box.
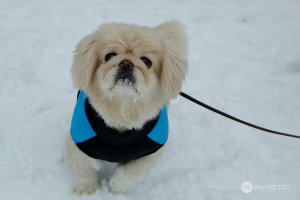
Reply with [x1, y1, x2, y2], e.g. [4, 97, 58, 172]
[71, 32, 99, 90]
[156, 21, 188, 99]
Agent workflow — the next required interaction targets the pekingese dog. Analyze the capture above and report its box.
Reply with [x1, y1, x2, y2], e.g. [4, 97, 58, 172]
[65, 21, 188, 195]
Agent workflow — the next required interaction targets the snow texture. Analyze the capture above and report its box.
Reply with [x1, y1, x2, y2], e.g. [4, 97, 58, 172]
[1, 0, 300, 199]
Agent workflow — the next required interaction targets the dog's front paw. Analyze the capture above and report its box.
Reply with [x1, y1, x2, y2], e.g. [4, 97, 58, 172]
[109, 169, 137, 193]
[72, 180, 100, 196]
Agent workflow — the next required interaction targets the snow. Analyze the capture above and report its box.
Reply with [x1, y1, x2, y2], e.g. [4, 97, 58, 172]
[1, 0, 300, 199]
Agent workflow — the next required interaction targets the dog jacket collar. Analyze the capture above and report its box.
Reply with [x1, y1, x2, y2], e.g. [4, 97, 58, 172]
[70, 91, 169, 163]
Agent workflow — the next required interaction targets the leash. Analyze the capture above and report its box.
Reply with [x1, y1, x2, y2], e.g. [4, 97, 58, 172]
[179, 92, 300, 139]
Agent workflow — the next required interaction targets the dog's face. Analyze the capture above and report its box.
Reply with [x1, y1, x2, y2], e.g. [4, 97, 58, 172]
[95, 24, 163, 97]
[71, 21, 188, 100]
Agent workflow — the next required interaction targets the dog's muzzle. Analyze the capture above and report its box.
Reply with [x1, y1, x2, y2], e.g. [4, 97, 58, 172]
[114, 60, 136, 85]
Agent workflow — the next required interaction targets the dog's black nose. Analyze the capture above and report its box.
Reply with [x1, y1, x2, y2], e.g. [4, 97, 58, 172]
[119, 60, 133, 68]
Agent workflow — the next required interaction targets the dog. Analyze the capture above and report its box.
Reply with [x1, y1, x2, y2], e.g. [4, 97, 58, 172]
[65, 21, 188, 195]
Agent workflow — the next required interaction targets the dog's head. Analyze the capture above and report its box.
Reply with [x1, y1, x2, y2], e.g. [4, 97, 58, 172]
[71, 21, 188, 100]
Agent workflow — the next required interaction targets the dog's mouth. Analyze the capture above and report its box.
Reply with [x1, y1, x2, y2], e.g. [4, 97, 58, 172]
[110, 60, 140, 94]
[111, 75, 139, 94]
[114, 69, 136, 86]
[112, 77, 139, 93]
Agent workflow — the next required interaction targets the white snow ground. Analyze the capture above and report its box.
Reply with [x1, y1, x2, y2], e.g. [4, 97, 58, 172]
[0, 0, 300, 199]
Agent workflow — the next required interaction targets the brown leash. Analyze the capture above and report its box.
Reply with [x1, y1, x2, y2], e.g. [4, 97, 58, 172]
[180, 92, 300, 139]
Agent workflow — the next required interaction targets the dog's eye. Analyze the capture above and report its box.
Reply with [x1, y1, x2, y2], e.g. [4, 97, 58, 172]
[105, 53, 117, 62]
[141, 57, 152, 68]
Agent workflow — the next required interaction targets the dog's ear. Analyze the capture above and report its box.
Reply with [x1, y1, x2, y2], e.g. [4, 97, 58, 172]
[71, 32, 99, 90]
[156, 21, 188, 99]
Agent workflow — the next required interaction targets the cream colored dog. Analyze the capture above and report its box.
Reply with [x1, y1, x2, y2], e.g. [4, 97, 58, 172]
[65, 21, 188, 195]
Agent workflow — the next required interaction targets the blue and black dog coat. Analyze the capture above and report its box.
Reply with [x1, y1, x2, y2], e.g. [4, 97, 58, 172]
[70, 91, 169, 163]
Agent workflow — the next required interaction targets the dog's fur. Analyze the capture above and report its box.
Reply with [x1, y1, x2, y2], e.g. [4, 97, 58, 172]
[65, 21, 188, 194]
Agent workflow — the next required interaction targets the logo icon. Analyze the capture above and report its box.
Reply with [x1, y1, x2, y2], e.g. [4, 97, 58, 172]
[241, 182, 253, 193]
